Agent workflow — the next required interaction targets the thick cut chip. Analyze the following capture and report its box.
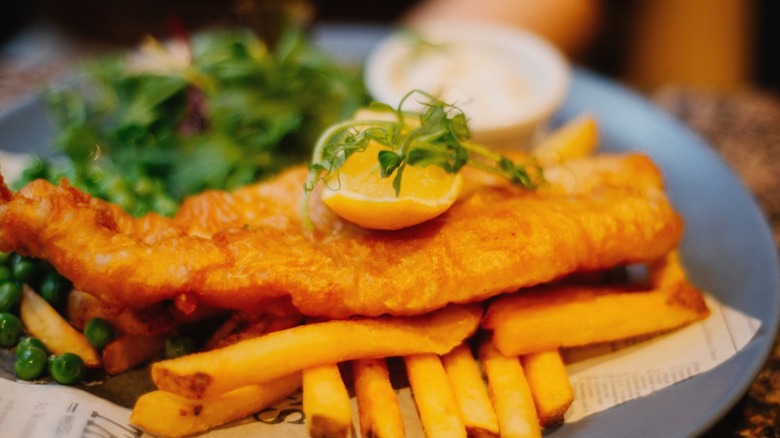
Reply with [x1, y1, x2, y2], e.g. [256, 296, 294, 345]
[479, 339, 541, 438]
[405, 353, 466, 438]
[102, 334, 165, 375]
[152, 303, 482, 399]
[303, 364, 353, 438]
[531, 114, 599, 165]
[353, 358, 405, 438]
[20, 285, 101, 367]
[67, 289, 175, 336]
[521, 350, 573, 427]
[483, 252, 710, 356]
[441, 343, 500, 437]
[130, 373, 301, 437]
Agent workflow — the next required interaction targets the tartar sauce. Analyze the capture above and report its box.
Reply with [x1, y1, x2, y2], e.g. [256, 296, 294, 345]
[387, 41, 534, 132]
[365, 22, 570, 149]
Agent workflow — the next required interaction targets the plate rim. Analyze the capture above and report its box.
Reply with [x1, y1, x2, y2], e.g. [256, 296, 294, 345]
[555, 67, 780, 437]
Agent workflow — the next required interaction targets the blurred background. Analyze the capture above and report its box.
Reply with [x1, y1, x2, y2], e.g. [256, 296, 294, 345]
[1, 0, 778, 94]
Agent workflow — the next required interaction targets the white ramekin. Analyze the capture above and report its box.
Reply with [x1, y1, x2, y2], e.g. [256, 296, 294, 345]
[364, 20, 571, 150]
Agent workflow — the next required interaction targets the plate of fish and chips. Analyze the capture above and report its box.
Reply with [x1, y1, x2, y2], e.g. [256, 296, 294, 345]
[0, 23, 778, 438]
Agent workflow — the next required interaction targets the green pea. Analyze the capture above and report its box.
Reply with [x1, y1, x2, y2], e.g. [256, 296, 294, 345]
[15, 346, 48, 381]
[49, 353, 85, 385]
[0, 266, 12, 283]
[39, 272, 67, 309]
[16, 337, 49, 356]
[11, 258, 36, 284]
[0, 281, 22, 312]
[35, 260, 57, 277]
[84, 318, 115, 350]
[165, 335, 195, 359]
[0, 313, 22, 347]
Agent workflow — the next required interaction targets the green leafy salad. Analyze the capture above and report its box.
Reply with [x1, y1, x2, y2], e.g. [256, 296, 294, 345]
[16, 25, 369, 217]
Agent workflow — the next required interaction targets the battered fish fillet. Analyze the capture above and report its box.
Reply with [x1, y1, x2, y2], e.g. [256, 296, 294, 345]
[0, 153, 683, 319]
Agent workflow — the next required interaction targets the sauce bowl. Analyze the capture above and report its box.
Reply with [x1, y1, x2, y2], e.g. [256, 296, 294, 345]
[364, 21, 571, 150]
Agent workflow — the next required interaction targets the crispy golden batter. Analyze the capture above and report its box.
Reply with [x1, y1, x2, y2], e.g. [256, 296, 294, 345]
[0, 153, 683, 318]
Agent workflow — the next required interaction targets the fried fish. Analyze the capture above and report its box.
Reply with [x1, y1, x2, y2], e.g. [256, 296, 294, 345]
[0, 153, 683, 319]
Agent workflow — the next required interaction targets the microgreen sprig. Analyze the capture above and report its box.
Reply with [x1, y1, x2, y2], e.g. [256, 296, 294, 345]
[302, 89, 543, 229]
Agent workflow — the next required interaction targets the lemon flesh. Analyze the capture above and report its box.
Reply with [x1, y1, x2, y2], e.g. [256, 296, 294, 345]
[321, 143, 463, 230]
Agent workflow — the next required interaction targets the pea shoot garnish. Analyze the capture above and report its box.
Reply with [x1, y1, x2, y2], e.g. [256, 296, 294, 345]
[302, 90, 543, 229]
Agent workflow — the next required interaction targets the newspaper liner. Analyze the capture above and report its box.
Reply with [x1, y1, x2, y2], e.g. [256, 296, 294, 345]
[0, 294, 760, 437]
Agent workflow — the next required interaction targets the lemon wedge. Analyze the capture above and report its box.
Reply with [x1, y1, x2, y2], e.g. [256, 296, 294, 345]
[321, 142, 463, 230]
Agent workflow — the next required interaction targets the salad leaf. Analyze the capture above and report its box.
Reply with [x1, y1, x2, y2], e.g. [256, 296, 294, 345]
[18, 25, 368, 217]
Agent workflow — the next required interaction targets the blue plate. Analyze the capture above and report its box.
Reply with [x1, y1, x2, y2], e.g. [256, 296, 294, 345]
[1, 32, 778, 438]
[550, 69, 780, 437]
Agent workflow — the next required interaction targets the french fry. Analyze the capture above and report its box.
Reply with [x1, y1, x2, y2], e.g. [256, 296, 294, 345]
[404, 353, 466, 438]
[303, 364, 353, 438]
[202, 314, 244, 350]
[67, 289, 175, 336]
[102, 334, 166, 375]
[482, 253, 709, 356]
[521, 350, 573, 427]
[650, 250, 688, 288]
[531, 114, 598, 166]
[152, 303, 482, 399]
[479, 339, 540, 438]
[130, 373, 301, 438]
[353, 358, 405, 438]
[441, 343, 499, 438]
[20, 285, 101, 367]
